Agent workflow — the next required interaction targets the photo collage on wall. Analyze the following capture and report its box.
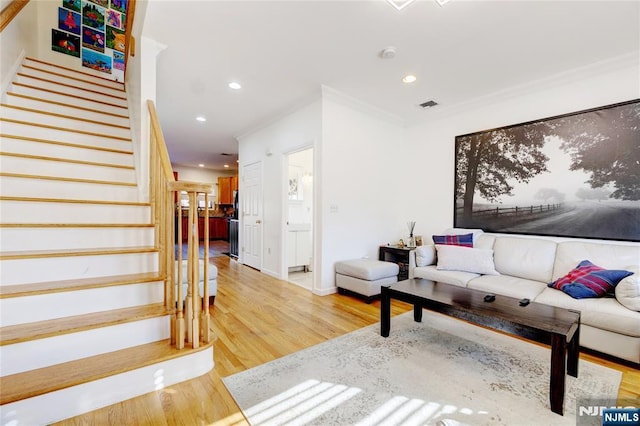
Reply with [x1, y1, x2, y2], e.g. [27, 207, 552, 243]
[51, 0, 127, 75]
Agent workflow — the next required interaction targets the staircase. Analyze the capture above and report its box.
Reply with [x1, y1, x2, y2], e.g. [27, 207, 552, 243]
[0, 57, 213, 425]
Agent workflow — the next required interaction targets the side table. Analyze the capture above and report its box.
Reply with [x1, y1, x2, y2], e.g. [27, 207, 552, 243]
[379, 245, 415, 281]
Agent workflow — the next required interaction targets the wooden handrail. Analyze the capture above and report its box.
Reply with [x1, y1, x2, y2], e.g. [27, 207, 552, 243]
[147, 100, 212, 349]
[147, 100, 177, 183]
[0, 0, 29, 33]
[123, 0, 137, 76]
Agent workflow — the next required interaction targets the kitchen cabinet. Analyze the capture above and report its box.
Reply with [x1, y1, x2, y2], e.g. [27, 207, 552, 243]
[179, 216, 229, 241]
[217, 176, 238, 204]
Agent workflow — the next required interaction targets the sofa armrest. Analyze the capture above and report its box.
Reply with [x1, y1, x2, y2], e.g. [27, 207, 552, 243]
[409, 245, 436, 279]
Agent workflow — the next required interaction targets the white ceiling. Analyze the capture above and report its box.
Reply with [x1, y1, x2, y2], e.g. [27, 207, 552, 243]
[140, 0, 640, 172]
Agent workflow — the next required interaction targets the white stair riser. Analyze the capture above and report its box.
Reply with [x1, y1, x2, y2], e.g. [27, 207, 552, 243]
[0, 316, 170, 376]
[0, 106, 131, 139]
[13, 75, 127, 107]
[0, 282, 165, 327]
[5, 93, 130, 127]
[0, 200, 150, 224]
[0, 347, 213, 425]
[0, 252, 158, 285]
[23, 58, 125, 91]
[20, 67, 127, 98]
[0, 227, 154, 251]
[0, 155, 136, 183]
[0, 120, 132, 150]
[0, 136, 133, 166]
[0, 176, 139, 201]
[9, 85, 128, 115]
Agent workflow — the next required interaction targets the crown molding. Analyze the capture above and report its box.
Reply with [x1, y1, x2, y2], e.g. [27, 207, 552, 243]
[321, 85, 406, 128]
[416, 51, 639, 123]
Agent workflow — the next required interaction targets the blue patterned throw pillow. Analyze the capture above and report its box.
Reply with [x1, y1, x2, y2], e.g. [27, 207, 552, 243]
[548, 260, 633, 299]
[432, 233, 473, 248]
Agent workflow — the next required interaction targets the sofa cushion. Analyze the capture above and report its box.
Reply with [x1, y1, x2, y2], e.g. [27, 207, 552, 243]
[535, 287, 640, 337]
[415, 245, 436, 267]
[435, 245, 499, 275]
[413, 266, 478, 288]
[474, 234, 496, 250]
[553, 241, 640, 281]
[467, 275, 547, 300]
[616, 266, 640, 311]
[442, 228, 485, 244]
[432, 233, 473, 247]
[493, 236, 556, 283]
[549, 260, 633, 299]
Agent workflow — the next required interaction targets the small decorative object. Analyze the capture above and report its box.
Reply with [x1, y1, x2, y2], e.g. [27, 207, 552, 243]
[398, 239, 405, 247]
[407, 221, 416, 247]
[415, 236, 423, 246]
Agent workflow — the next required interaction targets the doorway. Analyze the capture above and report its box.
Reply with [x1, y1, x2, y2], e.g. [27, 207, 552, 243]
[242, 161, 262, 270]
[285, 148, 314, 291]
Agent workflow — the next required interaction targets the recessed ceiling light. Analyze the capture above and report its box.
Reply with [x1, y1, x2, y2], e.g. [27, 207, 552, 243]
[402, 75, 417, 84]
[196, 116, 206, 122]
[198, 163, 205, 167]
[223, 164, 229, 168]
[228, 82, 242, 90]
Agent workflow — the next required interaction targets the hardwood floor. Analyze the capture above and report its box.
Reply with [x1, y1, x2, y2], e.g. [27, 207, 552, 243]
[56, 256, 639, 425]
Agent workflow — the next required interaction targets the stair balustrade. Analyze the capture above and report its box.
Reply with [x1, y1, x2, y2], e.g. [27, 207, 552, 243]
[148, 100, 212, 349]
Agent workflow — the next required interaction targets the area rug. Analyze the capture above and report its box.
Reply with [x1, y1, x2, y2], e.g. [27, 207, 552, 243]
[222, 311, 621, 426]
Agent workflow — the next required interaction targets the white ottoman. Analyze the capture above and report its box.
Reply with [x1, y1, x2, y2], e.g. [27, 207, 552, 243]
[335, 259, 399, 303]
[175, 259, 218, 305]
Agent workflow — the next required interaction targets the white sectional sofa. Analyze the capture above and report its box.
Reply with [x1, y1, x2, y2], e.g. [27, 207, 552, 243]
[410, 230, 640, 364]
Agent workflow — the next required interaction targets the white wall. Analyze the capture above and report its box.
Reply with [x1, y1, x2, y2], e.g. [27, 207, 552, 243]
[403, 55, 640, 243]
[0, 1, 37, 97]
[318, 88, 406, 294]
[237, 98, 322, 279]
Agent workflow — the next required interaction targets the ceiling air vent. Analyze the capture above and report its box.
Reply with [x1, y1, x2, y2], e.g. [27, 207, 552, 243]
[419, 100, 438, 108]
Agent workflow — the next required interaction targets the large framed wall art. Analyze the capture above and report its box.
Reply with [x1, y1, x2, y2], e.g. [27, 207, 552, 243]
[454, 99, 640, 242]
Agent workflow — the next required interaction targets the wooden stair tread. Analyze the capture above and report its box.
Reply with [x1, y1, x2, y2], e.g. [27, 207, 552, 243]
[21, 64, 126, 94]
[0, 118, 132, 141]
[25, 57, 126, 88]
[0, 196, 149, 206]
[0, 272, 164, 298]
[0, 172, 137, 186]
[0, 304, 171, 346]
[11, 82, 128, 110]
[0, 223, 153, 228]
[6, 92, 130, 119]
[0, 246, 159, 260]
[17, 72, 127, 101]
[0, 134, 133, 155]
[0, 339, 213, 405]
[0, 152, 134, 170]
[0, 104, 130, 130]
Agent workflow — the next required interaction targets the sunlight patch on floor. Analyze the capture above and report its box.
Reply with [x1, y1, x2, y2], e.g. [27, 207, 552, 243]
[244, 379, 361, 425]
[241, 379, 491, 426]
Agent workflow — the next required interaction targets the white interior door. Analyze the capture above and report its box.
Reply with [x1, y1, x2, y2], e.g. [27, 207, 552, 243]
[242, 161, 262, 270]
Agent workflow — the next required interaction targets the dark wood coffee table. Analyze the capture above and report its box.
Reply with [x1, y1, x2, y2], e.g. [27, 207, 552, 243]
[380, 278, 581, 416]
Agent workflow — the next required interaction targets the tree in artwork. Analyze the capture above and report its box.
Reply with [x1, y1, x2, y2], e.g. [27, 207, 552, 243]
[456, 123, 550, 221]
[554, 102, 640, 201]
